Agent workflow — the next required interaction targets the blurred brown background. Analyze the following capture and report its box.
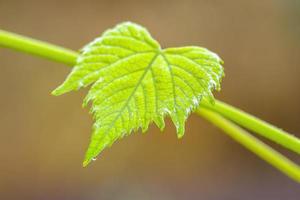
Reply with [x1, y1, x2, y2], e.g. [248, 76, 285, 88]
[0, 0, 300, 199]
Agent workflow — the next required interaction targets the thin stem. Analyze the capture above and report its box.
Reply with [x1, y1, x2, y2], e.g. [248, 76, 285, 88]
[200, 100, 300, 155]
[0, 29, 78, 66]
[197, 108, 300, 183]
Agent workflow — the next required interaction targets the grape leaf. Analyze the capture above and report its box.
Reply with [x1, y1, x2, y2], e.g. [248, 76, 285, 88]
[52, 22, 224, 166]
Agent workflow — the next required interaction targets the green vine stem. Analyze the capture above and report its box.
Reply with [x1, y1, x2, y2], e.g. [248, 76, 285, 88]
[197, 108, 300, 183]
[1, 29, 300, 181]
[0, 30, 77, 66]
[200, 100, 300, 155]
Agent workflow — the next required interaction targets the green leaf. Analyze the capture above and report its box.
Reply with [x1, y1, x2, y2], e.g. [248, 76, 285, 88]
[52, 22, 224, 166]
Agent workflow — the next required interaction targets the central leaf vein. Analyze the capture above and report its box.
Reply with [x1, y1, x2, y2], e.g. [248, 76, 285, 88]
[97, 53, 159, 140]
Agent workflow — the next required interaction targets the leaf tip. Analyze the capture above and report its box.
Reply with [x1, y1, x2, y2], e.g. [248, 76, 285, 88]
[154, 116, 165, 131]
[83, 156, 96, 167]
[51, 85, 67, 96]
[52, 84, 71, 96]
[82, 160, 90, 167]
[176, 127, 185, 139]
[51, 89, 61, 96]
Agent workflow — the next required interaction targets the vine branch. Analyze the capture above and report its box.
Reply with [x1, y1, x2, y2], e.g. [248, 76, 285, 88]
[0, 30, 77, 65]
[200, 100, 300, 155]
[197, 108, 300, 183]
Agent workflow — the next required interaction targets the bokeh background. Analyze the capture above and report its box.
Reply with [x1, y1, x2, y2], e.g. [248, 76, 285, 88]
[0, 0, 300, 199]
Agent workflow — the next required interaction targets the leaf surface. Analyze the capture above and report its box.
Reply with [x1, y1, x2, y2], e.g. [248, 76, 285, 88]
[52, 22, 224, 166]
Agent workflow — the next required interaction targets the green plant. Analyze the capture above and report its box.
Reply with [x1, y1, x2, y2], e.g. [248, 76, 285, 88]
[0, 22, 299, 182]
